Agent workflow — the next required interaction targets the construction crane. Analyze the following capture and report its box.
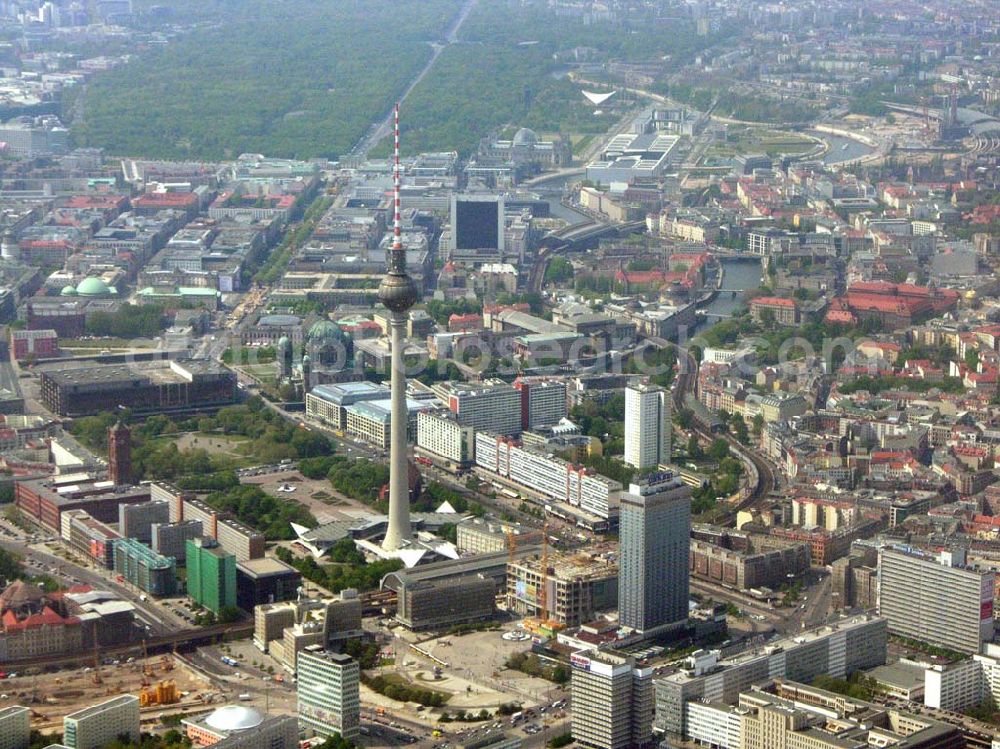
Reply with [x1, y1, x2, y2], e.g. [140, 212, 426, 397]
[91, 646, 102, 686]
[140, 640, 154, 686]
[505, 526, 517, 565]
[538, 521, 550, 623]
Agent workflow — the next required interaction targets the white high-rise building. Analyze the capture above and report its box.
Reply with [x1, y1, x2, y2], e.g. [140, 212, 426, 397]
[0, 706, 30, 749]
[571, 650, 653, 749]
[298, 647, 361, 740]
[63, 695, 140, 749]
[624, 383, 671, 470]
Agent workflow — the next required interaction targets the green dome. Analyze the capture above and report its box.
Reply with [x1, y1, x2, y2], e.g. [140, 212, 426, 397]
[76, 277, 111, 296]
[60, 285, 77, 296]
[277, 335, 291, 350]
[307, 320, 347, 343]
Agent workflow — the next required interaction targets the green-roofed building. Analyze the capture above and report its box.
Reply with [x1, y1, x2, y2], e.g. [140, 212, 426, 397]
[187, 537, 236, 614]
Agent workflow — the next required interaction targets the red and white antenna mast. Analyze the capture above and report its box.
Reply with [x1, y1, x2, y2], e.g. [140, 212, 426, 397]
[393, 102, 402, 252]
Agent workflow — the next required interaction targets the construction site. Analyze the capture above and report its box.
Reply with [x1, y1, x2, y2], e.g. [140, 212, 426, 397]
[0, 644, 220, 734]
[504, 537, 619, 634]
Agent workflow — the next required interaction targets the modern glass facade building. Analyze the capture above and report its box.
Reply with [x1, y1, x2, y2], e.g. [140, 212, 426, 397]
[187, 537, 236, 614]
[297, 647, 360, 740]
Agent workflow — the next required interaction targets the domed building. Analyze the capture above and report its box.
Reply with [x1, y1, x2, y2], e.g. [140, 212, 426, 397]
[183, 705, 270, 746]
[479, 126, 572, 171]
[74, 277, 117, 297]
[59, 284, 77, 296]
[305, 319, 351, 366]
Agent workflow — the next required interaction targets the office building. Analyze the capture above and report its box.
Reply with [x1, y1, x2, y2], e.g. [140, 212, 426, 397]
[514, 379, 568, 430]
[112, 538, 177, 596]
[878, 546, 995, 654]
[297, 648, 361, 740]
[450, 194, 505, 257]
[63, 695, 140, 749]
[15, 475, 151, 533]
[187, 538, 237, 614]
[441, 380, 522, 436]
[38, 360, 237, 417]
[396, 574, 496, 631]
[624, 383, 670, 471]
[571, 650, 653, 749]
[235, 558, 301, 611]
[618, 473, 691, 637]
[0, 706, 30, 749]
[416, 410, 475, 467]
[345, 397, 428, 449]
[158, 484, 265, 561]
[476, 432, 622, 521]
[151, 520, 203, 563]
[654, 616, 888, 738]
[119, 499, 169, 544]
[63, 510, 119, 569]
[305, 381, 390, 430]
[184, 706, 298, 749]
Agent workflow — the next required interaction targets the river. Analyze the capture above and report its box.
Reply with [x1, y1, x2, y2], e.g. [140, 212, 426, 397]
[691, 257, 763, 335]
[808, 131, 875, 164]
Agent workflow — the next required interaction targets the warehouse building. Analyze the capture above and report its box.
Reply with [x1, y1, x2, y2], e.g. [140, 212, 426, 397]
[39, 360, 237, 417]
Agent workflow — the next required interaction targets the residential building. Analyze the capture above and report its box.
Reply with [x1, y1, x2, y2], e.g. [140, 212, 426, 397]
[119, 500, 169, 544]
[440, 380, 522, 436]
[0, 706, 30, 749]
[878, 546, 995, 654]
[416, 410, 475, 467]
[297, 648, 361, 740]
[63, 695, 140, 749]
[654, 616, 888, 738]
[624, 384, 670, 471]
[187, 538, 237, 614]
[151, 520, 203, 563]
[571, 650, 653, 749]
[514, 379, 568, 430]
[923, 659, 983, 712]
[476, 432, 621, 521]
[618, 473, 691, 637]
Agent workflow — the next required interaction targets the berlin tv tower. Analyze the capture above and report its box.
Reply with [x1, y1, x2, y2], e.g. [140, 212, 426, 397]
[378, 103, 418, 551]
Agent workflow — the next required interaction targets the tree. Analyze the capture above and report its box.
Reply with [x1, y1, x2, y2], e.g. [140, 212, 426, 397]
[545, 257, 574, 284]
[686, 435, 703, 459]
[708, 439, 730, 461]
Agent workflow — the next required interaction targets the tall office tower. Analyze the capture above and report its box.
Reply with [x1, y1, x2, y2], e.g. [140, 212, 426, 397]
[624, 383, 671, 470]
[297, 647, 361, 740]
[377, 104, 419, 552]
[571, 650, 654, 749]
[618, 472, 691, 637]
[108, 420, 131, 485]
[64, 695, 140, 749]
[878, 546, 995, 654]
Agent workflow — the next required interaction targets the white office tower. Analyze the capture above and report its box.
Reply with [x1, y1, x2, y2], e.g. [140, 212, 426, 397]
[571, 650, 653, 749]
[297, 647, 361, 740]
[624, 383, 671, 470]
[63, 695, 140, 749]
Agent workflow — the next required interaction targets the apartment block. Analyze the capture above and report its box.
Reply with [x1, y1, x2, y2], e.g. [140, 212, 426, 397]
[64, 695, 140, 749]
[571, 651, 653, 749]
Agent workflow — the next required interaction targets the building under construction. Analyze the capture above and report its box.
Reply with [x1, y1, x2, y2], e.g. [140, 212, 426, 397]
[505, 549, 618, 628]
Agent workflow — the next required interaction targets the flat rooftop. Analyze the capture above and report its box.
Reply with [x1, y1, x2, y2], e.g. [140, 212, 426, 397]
[236, 557, 298, 578]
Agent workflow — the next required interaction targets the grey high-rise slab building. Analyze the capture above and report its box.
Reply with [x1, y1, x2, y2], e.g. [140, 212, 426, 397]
[618, 471, 691, 637]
